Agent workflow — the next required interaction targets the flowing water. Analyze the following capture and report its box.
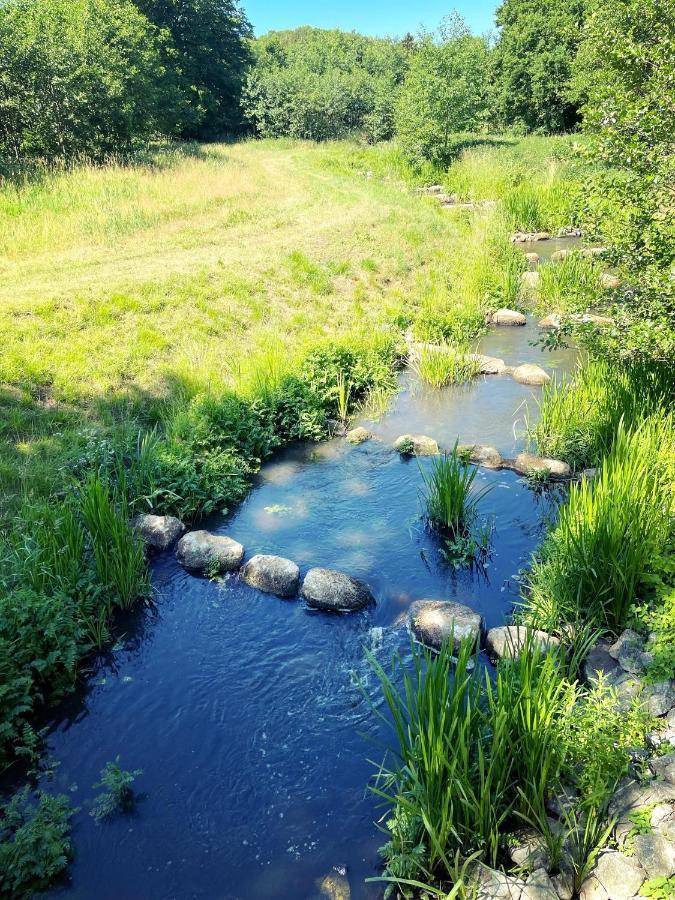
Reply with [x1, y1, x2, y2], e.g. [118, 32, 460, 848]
[41, 316, 576, 900]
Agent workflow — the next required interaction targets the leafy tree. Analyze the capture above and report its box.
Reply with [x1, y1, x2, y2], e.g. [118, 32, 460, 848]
[0, 0, 183, 165]
[491, 0, 586, 132]
[134, 0, 253, 136]
[573, 0, 674, 360]
[242, 27, 408, 142]
[395, 15, 490, 165]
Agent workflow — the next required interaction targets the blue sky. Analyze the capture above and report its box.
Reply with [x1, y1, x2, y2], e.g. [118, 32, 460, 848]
[245, 1, 500, 39]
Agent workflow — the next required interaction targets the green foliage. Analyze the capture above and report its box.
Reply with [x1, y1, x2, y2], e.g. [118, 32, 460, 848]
[0, 0, 183, 167]
[411, 347, 479, 388]
[134, 0, 252, 137]
[0, 788, 74, 896]
[242, 27, 407, 142]
[491, 0, 585, 132]
[525, 415, 674, 631]
[573, 0, 675, 361]
[395, 15, 490, 166]
[640, 876, 675, 900]
[90, 757, 143, 821]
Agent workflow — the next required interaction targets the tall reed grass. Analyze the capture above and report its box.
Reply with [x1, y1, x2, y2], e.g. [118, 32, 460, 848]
[531, 357, 673, 470]
[537, 253, 603, 313]
[411, 346, 479, 388]
[420, 448, 491, 537]
[525, 414, 674, 631]
[80, 475, 150, 611]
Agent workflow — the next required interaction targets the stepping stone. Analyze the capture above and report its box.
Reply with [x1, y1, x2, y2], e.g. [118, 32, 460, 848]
[458, 443, 503, 469]
[132, 513, 185, 551]
[512, 364, 551, 386]
[486, 625, 559, 659]
[491, 308, 527, 326]
[301, 567, 374, 612]
[512, 231, 551, 243]
[468, 353, 506, 374]
[345, 426, 372, 444]
[600, 273, 621, 289]
[393, 434, 439, 456]
[581, 247, 607, 258]
[524, 252, 540, 264]
[408, 600, 482, 653]
[550, 249, 572, 262]
[538, 313, 561, 330]
[176, 530, 244, 574]
[241, 554, 299, 598]
[513, 451, 570, 477]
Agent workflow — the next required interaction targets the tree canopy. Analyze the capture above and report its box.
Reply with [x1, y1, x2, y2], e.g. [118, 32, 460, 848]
[241, 27, 409, 142]
[491, 0, 586, 132]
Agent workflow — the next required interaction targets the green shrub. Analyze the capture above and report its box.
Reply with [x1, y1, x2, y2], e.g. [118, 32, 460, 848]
[0, 788, 74, 896]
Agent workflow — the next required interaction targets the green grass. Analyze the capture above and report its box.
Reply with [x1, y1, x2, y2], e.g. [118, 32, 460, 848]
[411, 346, 479, 387]
[525, 414, 674, 632]
[536, 252, 604, 314]
[530, 356, 673, 470]
[420, 448, 491, 536]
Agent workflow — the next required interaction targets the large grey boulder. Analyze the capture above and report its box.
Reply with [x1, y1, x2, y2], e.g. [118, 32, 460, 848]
[581, 246, 607, 258]
[393, 434, 439, 456]
[551, 249, 572, 262]
[512, 364, 551, 386]
[609, 778, 675, 820]
[301, 567, 374, 612]
[600, 273, 621, 289]
[176, 530, 244, 574]
[579, 851, 645, 900]
[491, 308, 527, 326]
[643, 680, 675, 717]
[524, 252, 540, 264]
[521, 869, 558, 900]
[584, 643, 622, 685]
[513, 452, 571, 478]
[632, 833, 675, 879]
[474, 864, 524, 899]
[486, 625, 560, 659]
[650, 752, 675, 784]
[132, 513, 185, 551]
[508, 828, 550, 873]
[241, 554, 300, 598]
[408, 600, 482, 652]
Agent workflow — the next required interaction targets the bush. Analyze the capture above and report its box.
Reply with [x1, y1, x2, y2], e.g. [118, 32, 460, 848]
[0, 0, 183, 167]
[242, 27, 407, 142]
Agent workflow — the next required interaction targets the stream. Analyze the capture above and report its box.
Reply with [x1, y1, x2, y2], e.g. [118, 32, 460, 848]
[41, 313, 577, 899]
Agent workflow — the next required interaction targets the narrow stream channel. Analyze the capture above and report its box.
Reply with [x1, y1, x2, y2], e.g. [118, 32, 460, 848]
[42, 317, 576, 899]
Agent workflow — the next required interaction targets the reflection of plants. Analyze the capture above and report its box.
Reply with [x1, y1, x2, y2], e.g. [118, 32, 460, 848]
[420, 444, 492, 565]
[90, 757, 142, 822]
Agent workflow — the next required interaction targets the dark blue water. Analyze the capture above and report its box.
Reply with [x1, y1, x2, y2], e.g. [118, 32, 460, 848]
[41, 320, 575, 900]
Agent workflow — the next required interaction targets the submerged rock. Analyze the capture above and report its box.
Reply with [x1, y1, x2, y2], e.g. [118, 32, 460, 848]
[512, 364, 551, 386]
[345, 426, 372, 445]
[408, 600, 482, 652]
[491, 308, 527, 326]
[393, 433, 439, 456]
[301, 567, 374, 612]
[132, 513, 185, 551]
[176, 530, 244, 574]
[486, 625, 560, 659]
[538, 313, 561, 330]
[241, 554, 299, 598]
[513, 452, 570, 478]
[600, 272, 621, 289]
[317, 867, 350, 900]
